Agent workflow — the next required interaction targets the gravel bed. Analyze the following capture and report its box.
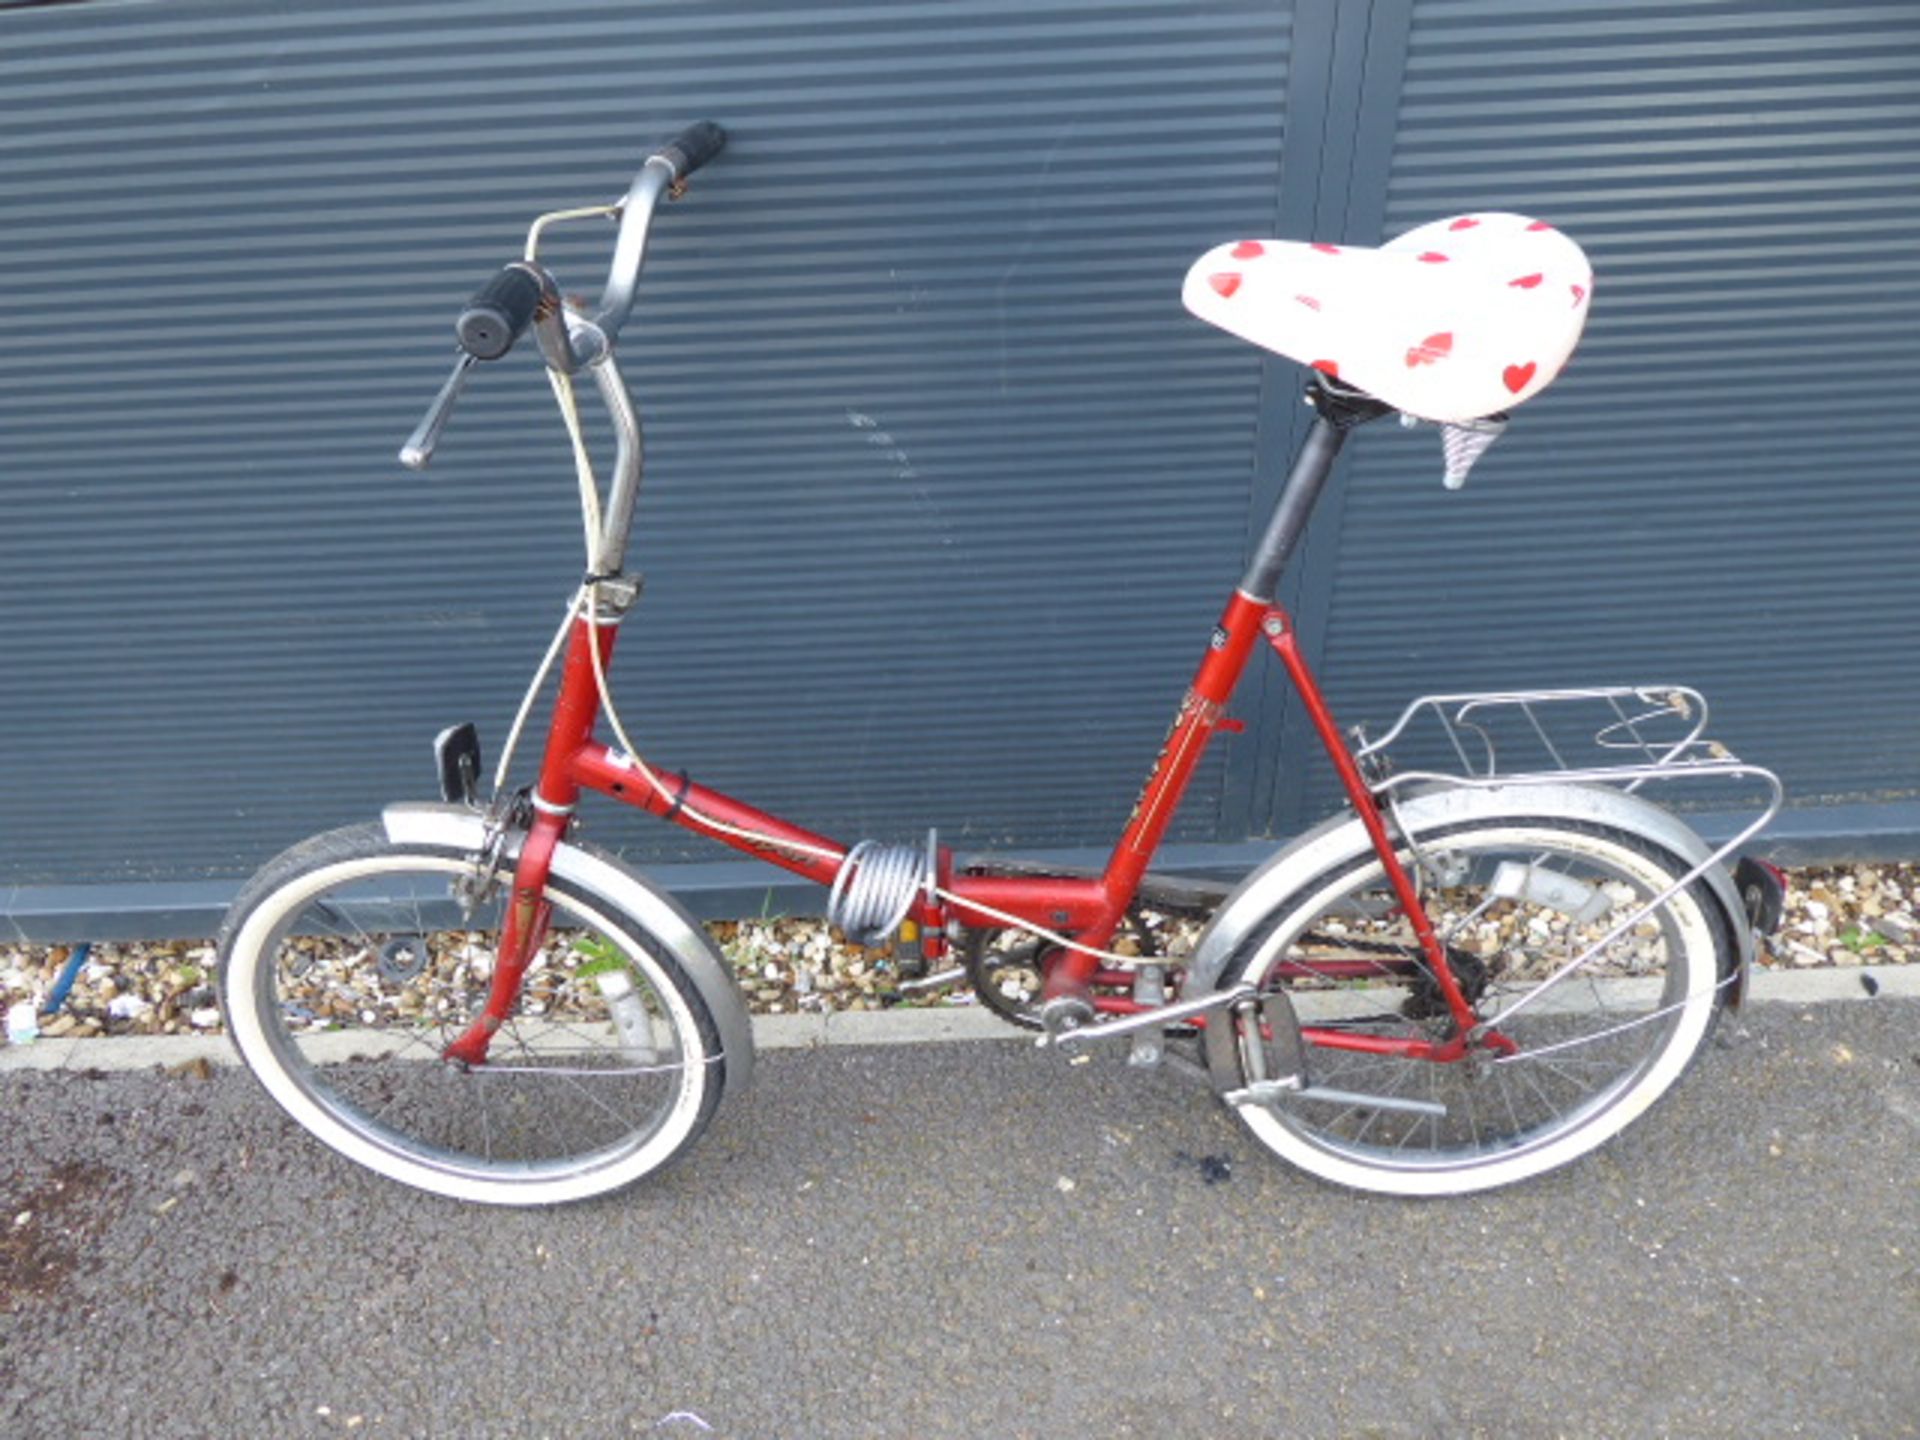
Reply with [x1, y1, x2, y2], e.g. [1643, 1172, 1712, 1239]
[3, 862, 1916, 1043]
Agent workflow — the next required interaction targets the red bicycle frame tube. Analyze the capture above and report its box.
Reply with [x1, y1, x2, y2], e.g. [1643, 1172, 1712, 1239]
[1263, 616, 1478, 1037]
[448, 590, 1479, 1064]
[1038, 588, 1270, 994]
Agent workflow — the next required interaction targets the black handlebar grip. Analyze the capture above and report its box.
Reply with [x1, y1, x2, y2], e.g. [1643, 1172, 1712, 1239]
[655, 121, 727, 183]
[455, 262, 545, 361]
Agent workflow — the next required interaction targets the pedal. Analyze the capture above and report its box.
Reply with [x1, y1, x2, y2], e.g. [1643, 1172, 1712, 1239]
[1128, 966, 1168, 1069]
[1251, 990, 1307, 1085]
[1220, 985, 1449, 1118]
[1215, 989, 1310, 1099]
[434, 723, 482, 806]
[884, 919, 928, 981]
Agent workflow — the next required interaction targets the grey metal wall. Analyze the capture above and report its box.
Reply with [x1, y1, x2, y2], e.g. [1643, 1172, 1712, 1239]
[4, 0, 1919, 935]
[1, 0, 1294, 914]
[1279, 0, 1920, 842]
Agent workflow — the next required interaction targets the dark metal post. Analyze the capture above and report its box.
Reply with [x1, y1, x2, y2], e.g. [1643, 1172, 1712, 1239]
[1237, 416, 1347, 603]
[1237, 380, 1393, 603]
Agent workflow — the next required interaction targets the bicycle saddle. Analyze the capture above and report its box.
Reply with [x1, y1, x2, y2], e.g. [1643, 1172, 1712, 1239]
[1182, 213, 1592, 424]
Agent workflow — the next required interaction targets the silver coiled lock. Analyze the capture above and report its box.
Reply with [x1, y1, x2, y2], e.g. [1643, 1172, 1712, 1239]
[826, 833, 935, 946]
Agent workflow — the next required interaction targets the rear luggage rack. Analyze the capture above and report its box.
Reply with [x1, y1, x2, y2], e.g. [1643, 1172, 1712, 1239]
[1343, 684, 1786, 1025]
[1356, 684, 1780, 813]
[1355, 681, 1784, 928]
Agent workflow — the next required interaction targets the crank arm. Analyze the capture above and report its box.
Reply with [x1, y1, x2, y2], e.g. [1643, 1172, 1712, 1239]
[1050, 982, 1255, 1048]
[896, 965, 967, 995]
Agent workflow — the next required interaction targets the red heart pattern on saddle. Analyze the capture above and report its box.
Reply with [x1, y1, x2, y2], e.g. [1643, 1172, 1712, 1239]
[1182, 211, 1592, 423]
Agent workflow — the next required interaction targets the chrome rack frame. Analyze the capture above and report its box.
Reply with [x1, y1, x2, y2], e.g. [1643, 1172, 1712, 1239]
[1356, 683, 1780, 814]
[1350, 685, 1784, 1044]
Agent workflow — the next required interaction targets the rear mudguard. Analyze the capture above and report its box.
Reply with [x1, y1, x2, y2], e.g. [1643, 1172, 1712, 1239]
[381, 802, 754, 1098]
[1187, 782, 1757, 1086]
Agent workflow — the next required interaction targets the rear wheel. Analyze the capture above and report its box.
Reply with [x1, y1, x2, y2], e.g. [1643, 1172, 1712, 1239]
[1219, 817, 1732, 1196]
[218, 823, 723, 1206]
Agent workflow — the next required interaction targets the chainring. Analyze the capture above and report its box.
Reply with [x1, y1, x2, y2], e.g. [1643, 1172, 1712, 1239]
[377, 935, 432, 983]
[960, 930, 1049, 1030]
[958, 911, 1165, 1032]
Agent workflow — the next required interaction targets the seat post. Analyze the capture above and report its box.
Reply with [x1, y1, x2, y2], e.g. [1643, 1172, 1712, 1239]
[1238, 378, 1394, 603]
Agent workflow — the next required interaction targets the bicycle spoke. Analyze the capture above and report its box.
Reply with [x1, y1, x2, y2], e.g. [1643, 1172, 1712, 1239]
[550, 1064, 646, 1131]
[478, 1068, 494, 1164]
[1453, 1063, 1477, 1154]
[1506, 1051, 1573, 1128]
[1491, 1059, 1525, 1139]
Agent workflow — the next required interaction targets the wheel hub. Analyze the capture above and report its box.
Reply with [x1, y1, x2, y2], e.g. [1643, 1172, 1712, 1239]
[377, 935, 431, 983]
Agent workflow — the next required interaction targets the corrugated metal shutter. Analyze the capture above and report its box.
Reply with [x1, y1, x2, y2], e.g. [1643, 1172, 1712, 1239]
[0, 0, 1295, 888]
[7, 0, 1920, 929]
[1282, 0, 1920, 830]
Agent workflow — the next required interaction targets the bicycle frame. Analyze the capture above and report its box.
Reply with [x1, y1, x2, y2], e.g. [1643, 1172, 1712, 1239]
[236, 131, 1791, 1206]
[442, 385, 1482, 1069]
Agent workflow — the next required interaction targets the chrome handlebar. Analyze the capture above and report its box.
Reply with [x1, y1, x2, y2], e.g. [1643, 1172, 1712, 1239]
[588, 156, 677, 346]
[401, 124, 724, 471]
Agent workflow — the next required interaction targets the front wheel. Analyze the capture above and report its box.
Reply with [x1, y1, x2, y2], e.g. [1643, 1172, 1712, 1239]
[1219, 816, 1733, 1197]
[218, 823, 724, 1206]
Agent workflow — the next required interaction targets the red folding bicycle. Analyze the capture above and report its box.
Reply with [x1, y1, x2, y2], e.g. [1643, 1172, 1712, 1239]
[218, 124, 1786, 1205]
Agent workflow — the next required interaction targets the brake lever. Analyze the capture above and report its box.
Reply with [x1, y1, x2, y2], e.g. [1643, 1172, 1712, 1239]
[399, 351, 479, 470]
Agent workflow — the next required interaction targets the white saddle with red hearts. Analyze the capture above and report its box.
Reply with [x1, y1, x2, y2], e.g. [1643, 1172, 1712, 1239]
[1182, 213, 1592, 425]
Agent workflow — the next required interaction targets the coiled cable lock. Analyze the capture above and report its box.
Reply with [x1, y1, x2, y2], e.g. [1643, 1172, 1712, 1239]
[826, 831, 937, 945]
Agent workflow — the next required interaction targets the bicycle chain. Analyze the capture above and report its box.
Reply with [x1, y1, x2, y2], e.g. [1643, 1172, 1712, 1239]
[950, 860, 1489, 1031]
[960, 920, 1484, 1032]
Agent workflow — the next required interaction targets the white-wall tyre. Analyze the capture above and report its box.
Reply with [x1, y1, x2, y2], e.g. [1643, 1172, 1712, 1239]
[1219, 817, 1731, 1197]
[218, 823, 724, 1206]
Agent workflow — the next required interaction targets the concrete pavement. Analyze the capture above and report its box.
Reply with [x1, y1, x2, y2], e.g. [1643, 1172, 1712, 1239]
[2, 995, 1916, 1438]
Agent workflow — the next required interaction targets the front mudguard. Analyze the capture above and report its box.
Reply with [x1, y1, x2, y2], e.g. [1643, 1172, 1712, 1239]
[1187, 782, 1759, 1091]
[380, 802, 755, 1099]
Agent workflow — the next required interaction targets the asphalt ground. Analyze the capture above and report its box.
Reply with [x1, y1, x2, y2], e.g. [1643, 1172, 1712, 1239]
[2, 997, 1917, 1439]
